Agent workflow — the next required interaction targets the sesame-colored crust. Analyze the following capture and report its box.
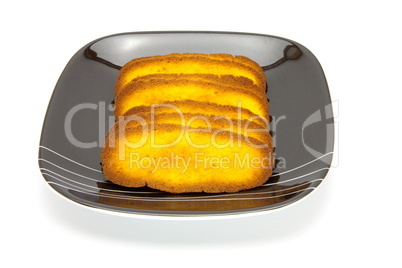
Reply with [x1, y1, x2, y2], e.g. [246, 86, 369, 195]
[114, 53, 266, 94]
[101, 124, 274, 194]
[114, 78, 269, 119]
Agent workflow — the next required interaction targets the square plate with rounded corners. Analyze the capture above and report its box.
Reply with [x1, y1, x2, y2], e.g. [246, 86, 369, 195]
[39, 31, 334, 217]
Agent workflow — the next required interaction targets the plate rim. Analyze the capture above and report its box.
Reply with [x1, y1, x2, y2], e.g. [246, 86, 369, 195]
[40, 170, 332, 219]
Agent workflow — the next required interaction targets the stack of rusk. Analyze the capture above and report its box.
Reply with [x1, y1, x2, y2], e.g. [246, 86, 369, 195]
[101, 53, 274, 193]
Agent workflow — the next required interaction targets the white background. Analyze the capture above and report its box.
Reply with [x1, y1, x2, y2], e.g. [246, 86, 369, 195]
[1, 0, 401, 267]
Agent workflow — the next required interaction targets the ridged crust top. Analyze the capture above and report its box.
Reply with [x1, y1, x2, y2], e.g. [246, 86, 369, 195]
[114, 53, 266, 94]
[123, 99, 269, 127]
[114, 78, 269, 119]
[115, 73, 259, 96]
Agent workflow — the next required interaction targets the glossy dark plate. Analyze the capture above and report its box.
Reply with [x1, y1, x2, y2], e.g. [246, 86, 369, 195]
[39, 31, 333, 217]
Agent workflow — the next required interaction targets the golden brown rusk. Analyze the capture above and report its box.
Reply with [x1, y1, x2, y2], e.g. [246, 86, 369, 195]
[101, 53, 273, 193]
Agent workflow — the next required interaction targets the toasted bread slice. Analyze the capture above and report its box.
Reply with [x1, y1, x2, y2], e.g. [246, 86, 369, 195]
[116, 111, 271, 148]
[115, 73, 260, 96]
[101, 124, 274, 193]
[123, 100, 269, 127]
[114, 53, 266, 94]
[114, 79, 269, 119]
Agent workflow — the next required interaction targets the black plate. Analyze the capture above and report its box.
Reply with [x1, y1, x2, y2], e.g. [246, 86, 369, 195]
[39, 31, 334, 217]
